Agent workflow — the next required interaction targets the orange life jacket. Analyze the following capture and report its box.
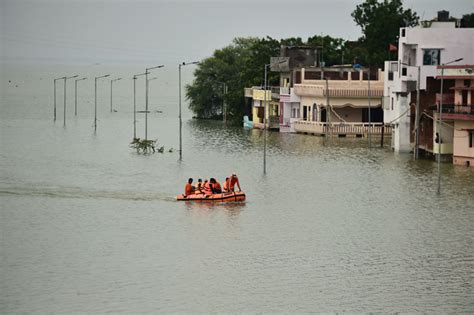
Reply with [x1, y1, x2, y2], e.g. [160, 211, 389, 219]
[185, 183, 194, 196]
[203, 181, 212, 195]
[214, 182, 222, 193]
[223, 180, 229, 191]
[229, 177, 239, 190]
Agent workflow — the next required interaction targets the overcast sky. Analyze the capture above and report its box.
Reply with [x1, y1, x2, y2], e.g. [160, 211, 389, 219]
[1, 0, 473, 65]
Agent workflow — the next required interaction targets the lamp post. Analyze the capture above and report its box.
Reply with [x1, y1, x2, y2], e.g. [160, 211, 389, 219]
[74, 77, 87, 116]
[325, 77, 330, 138]
[63, 75, 78, 126]
[222, 83, 228, 124]
[262, 59, 285, 173]
[53, 77, 63, 121]
[437, 57, 463, 195]
[263, 64, 270, 174]
[367, 68, 372, 149]
[133, 72, 147, 139]
[94, 74, 110, 132]
[110, 77, 122, 112]
[400, 62, 421, 159]
[178, 61, 199, 161]
[145, 65, 164, 141]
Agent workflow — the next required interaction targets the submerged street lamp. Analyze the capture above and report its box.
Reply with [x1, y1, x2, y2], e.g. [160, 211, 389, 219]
[222, 83, 228, 124]
[94, 74, 110, 132]
[178, 61, 199, 161]
[74, 77, 87, 116]
[133, 72, 147, 139]
[145, 65, 164, 140]
[263, 63, 270, 174]
[63, 75, 78, 126]
[53, 77, 63, 121]
[367, 68, 372, 149]
[437, 57, 463, 195]
[263, 58, 286, 174]
[400, 62, 421, 159]
[110, 77, 122, 112]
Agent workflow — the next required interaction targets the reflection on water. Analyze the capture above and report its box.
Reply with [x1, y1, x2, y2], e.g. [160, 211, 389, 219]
[1, 64, 474, 313]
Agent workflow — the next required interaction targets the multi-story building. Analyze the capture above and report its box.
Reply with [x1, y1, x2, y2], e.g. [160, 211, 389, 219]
[244, 87, 278, 129]
[271, 45, 319, 132]
[293, 66, 389, 137]
[383, 11, 474, 153]
[417, 65, 474, 166]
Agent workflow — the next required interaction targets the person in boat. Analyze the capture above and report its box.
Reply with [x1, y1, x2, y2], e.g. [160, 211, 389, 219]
[203, 179, 212, 196]
[223, 177, 230, 192]
[184, 178, 195, 196]
[195, 178, 203, 193]
[228, 173, 241, 192]
[210, 178, 222, 194]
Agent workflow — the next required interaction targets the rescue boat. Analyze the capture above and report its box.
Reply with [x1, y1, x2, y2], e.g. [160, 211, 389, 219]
[176, 191, 246, 202]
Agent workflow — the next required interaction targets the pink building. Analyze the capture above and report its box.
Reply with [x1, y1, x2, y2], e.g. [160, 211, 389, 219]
[436, 65, 474, 166]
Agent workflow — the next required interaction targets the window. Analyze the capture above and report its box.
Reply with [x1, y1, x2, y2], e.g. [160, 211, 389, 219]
[423, 49, 441, 65]
[469, 131, 473, 148]
[462, 90, 468, 105]
[401, 28, 406, 37]
[390, 62, 398, 72]
[402, 67, 407, 76]
[391, 97, 394, 110]
[388, 72, 394, 80]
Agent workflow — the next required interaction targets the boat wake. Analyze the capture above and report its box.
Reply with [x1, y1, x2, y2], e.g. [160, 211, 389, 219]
[0, 185, 176, 202]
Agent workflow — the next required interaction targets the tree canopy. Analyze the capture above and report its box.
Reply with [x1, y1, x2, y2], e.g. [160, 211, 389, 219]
[351, 0, 419, 66]
[186, 37, 281, 121]
[461, 13, 474, 27]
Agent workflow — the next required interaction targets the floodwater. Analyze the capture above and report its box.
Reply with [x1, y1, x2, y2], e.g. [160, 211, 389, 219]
[1, 64, 473, 313]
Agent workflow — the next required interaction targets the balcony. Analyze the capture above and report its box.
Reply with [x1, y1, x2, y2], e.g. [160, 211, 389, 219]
[244, 88, 253, 98]
[294, 80, 384, 98]
[294, 121, 391, 137]
[439, 104, 474, 121]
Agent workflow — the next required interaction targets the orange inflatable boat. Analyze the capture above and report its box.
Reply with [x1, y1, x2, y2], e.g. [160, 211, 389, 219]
[176, 191, 246, 202]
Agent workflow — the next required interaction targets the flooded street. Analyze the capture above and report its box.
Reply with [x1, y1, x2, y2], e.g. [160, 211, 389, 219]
[1, 64, 473, 312]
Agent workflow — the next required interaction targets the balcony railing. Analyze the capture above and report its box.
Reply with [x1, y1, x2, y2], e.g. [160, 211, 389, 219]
[294, 121, 391, 136]
[439, 104, 474, 115]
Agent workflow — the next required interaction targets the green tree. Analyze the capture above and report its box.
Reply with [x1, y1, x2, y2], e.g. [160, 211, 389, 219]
[186, 37, 280, 122]
[351, 0, 419, 66]
[306, 35, 346, 66]
[461, 13, 474, 27]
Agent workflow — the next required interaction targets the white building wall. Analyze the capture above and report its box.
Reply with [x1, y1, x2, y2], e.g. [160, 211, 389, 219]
[383, 23, 474, 152]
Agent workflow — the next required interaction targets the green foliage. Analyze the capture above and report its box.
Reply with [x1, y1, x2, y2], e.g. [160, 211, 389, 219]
[130, 138, 166, 154]
[307, 35, 346, 66]
[186, 37, 280, 122]
[351, 0, 419, 66]
[461, 13, 474, 27]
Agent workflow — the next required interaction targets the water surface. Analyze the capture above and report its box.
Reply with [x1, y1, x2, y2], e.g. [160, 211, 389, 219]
[1, 64, 473, 313]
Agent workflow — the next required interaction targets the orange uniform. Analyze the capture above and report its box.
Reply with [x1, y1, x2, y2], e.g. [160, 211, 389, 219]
[203, 181, 212, 195]
[185, 183, 194, 196]
[229, 176, 241, 192]
[213, 181, 222, 193]
[223, 180, 229, 192]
